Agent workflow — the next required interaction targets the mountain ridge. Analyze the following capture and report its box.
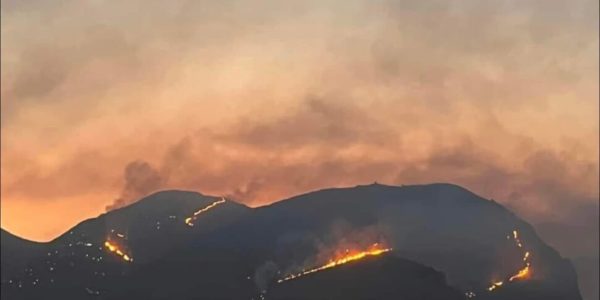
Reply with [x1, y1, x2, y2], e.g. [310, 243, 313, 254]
[1, 183, 583, 300]
[2, 182, 502, 243]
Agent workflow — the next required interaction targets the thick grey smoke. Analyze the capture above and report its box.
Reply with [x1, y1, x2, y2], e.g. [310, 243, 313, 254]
[105, 160, 165, 211]
[1, 0, 597, 298]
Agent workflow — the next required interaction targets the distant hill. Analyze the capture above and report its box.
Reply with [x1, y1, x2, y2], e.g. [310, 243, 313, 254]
[1, 183, 582, 300]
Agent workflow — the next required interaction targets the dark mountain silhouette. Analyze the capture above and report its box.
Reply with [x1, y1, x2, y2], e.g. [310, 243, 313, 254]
[1, 183, 583, 300]
[1, 229, 47, 279]
[1, 191, 251, 299]
[268, 254, 465, 300]
[52, 190, 251, 264]
[536, 220, 599, 300]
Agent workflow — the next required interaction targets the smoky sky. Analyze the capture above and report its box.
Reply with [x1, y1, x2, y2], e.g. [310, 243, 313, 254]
[1, 1, 598, 294]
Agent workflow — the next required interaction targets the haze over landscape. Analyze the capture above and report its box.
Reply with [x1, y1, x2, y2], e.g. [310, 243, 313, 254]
[1, 0, 598, 299]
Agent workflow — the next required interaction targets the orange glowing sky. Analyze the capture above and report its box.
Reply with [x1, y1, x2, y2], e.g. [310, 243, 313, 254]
[1, 0, 598, 247]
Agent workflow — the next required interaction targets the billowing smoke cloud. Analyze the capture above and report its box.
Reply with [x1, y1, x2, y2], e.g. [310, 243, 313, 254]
[105, 160, 165, 211]
[1, 0, 597, 298]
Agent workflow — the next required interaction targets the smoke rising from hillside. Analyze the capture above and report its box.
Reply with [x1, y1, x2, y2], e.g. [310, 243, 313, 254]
[1, 1, 597, 298]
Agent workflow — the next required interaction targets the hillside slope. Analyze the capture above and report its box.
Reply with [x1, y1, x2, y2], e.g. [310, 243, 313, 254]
[1, 183, 582, 300]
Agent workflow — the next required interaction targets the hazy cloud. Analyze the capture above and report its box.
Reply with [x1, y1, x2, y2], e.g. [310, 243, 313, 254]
[105, 161, 165, 211]
[1, 1, 597, 297]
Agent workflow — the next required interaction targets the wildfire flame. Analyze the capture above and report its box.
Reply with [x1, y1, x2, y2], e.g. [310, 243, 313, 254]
[488, 281, 503, 291]
[487, 229, 532, 292]
[509, 263, 530, 282]
[104, 241, 133, 262]
[185, 198, 227, 227]
[278, 243, 393, 283]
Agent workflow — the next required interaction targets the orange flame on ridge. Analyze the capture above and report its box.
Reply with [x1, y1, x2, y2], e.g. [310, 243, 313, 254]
[278, 243, 393, 283]
[509, 263, 531, 282]
[104, 241, 133, 262]
[488, 281, 503, 291]
[185, 198, 227, 227]
[487, 229, 532, 292]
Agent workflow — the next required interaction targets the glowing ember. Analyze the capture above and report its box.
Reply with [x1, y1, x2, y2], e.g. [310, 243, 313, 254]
[278, 244, 393, 283]
[513, 230, 524, 248]
[185, 198, 227, 227]
[104, 241, 133, 262]
[488, 281, 503, 291]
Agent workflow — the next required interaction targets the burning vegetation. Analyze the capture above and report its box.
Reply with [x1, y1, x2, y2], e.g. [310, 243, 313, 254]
[104, 241, 133, 262]
[486, 229, 532, 292]
[277, 243, 393, 283]
[184, 198, 227, 227]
